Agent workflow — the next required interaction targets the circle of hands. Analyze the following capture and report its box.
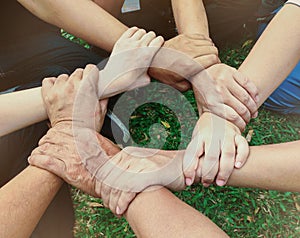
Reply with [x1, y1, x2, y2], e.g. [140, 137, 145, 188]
[28, 27, 259, 216]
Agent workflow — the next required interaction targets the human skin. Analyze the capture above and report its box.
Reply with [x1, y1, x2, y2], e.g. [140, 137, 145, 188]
[183, 2, 300, 187]
[0, 27, 227, 237]
[125, 140, 300, 238]
[0, 166, 63, 238]
[239, 3, 300, 105]
[3, 138, 299, 238]
[17, 0, 257, 121]
[0, 27, 163, 137]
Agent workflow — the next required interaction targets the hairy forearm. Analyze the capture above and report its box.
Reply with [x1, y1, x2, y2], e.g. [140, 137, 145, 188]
[18, 0, 128, 51]
[239, 4, 300, 106]
[0, 166, 63, 238]
[228, 140, 300, 192]
[0, 87, 47, 137]
[171, 0, 209, 36]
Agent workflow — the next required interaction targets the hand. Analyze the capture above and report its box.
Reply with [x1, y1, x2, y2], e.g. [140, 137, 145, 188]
[191, 64, 259, 130]
[149, 33, 220, 92]
[95, 147, 185, 215]
[42, 64, 107, 131]
[29, 65, 111, 196]
[30, 131, 185, 216]
[99, 27, 164, 98]
[183, 112, 249, 187]
[29, 126, 112, 196]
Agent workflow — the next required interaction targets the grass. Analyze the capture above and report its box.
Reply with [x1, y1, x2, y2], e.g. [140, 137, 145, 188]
[72, 39, 300, 237]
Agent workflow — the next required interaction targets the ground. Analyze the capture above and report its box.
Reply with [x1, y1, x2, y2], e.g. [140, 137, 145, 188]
[72, 39, 300, 237]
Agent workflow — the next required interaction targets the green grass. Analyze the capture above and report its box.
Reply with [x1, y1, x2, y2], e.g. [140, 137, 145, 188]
[72, 39, 300, 237]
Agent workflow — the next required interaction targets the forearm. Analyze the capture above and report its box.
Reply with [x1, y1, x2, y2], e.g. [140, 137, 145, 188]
[0, 87, 47, 137]
[0, 166, 63, 238]
[171, 0, 209, 36]
[239, 4, 300, 106]
[18, 0, 128, 51]
[228, 140, 300, 192]
[125, 187, 228, 238]
[0, 69, 131, 137]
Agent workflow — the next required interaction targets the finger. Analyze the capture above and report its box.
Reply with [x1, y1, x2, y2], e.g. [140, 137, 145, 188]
[194, 54, 220, 69]
[83, 64, 98, 79]
[218, 105, 247, 132]
[183, 135, 204, 186]
[224, 90, 252, 123]
[100, 183, 112, 208]
[108, 188, 122, 215]
[172, 80, 192, 92]
[131, 28, 147, 41]
[148, 36, 165, 48]
[191, 39, 215, 47]
[54, 74, 69, 86]
[28, 154, 65, 178]
[216, 140, 235, 186]
[42, 77, 55, 94]
[69, 68, 84, 82]
[68, 68, 84, 90]
[201, 141, 220, 187]
[194, 46, 219, 58]
[82, 64, 100, 97]
[139, 31, 157, 46]
[118, 26, 139, 40]
[99, 99, 108, 115]
[229, 75, 258, 118]
[233, 72, 259, 103]
[116, 192, 136, 215]
[194, 155, 204, 184]
[234, 135, 250, 169]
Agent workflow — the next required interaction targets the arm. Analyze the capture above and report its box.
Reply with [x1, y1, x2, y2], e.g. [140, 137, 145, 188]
[0, 87, 47, 137]
[0, 28, 163, 137]
[170, 1, 259, 127]
[228, 140, 300, 192]
[125, 187, 228, 238]
[0, 166, 63, 238]
[239, 3, 300, 106]
[183, 2, 300, 188]
[171, 0, 209, 36]
[18, 0, 128, 51]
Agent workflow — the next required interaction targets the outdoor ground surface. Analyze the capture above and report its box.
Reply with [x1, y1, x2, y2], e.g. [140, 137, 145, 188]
[72, 40, 300, 237]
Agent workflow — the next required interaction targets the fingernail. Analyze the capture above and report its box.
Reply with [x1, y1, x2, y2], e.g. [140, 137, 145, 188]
[116, 206, 122, 215]
[186, 178, 193, 186]
[203, 183, 210, 187]
[252, 111, 258, 119]
[235, 162, 242, 168]
[216, 180, 226, 187]
[255, 95, 260, 103]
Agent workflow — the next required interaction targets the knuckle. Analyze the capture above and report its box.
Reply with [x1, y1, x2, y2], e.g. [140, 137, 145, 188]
[210, 54, 219, 63]
[241, 94, 250, 104]
[212, 46, 219, 55]
[227, 112, 239, 122]
[140, 29, 146, 34]
[206, 154, 218, 162]
[86, 64, 96, 69]
[223, 150, 235, 158]
[206, 98, 217, 109]
[216, 84, 225, 93]
[147, 31, 156, 37]
[239, 106, 249, 116]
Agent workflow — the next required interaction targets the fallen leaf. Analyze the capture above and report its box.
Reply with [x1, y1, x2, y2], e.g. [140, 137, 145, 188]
[161, 121, 170, 129]
[88, 202, 103, 208]
[246, 130, 254, 142]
